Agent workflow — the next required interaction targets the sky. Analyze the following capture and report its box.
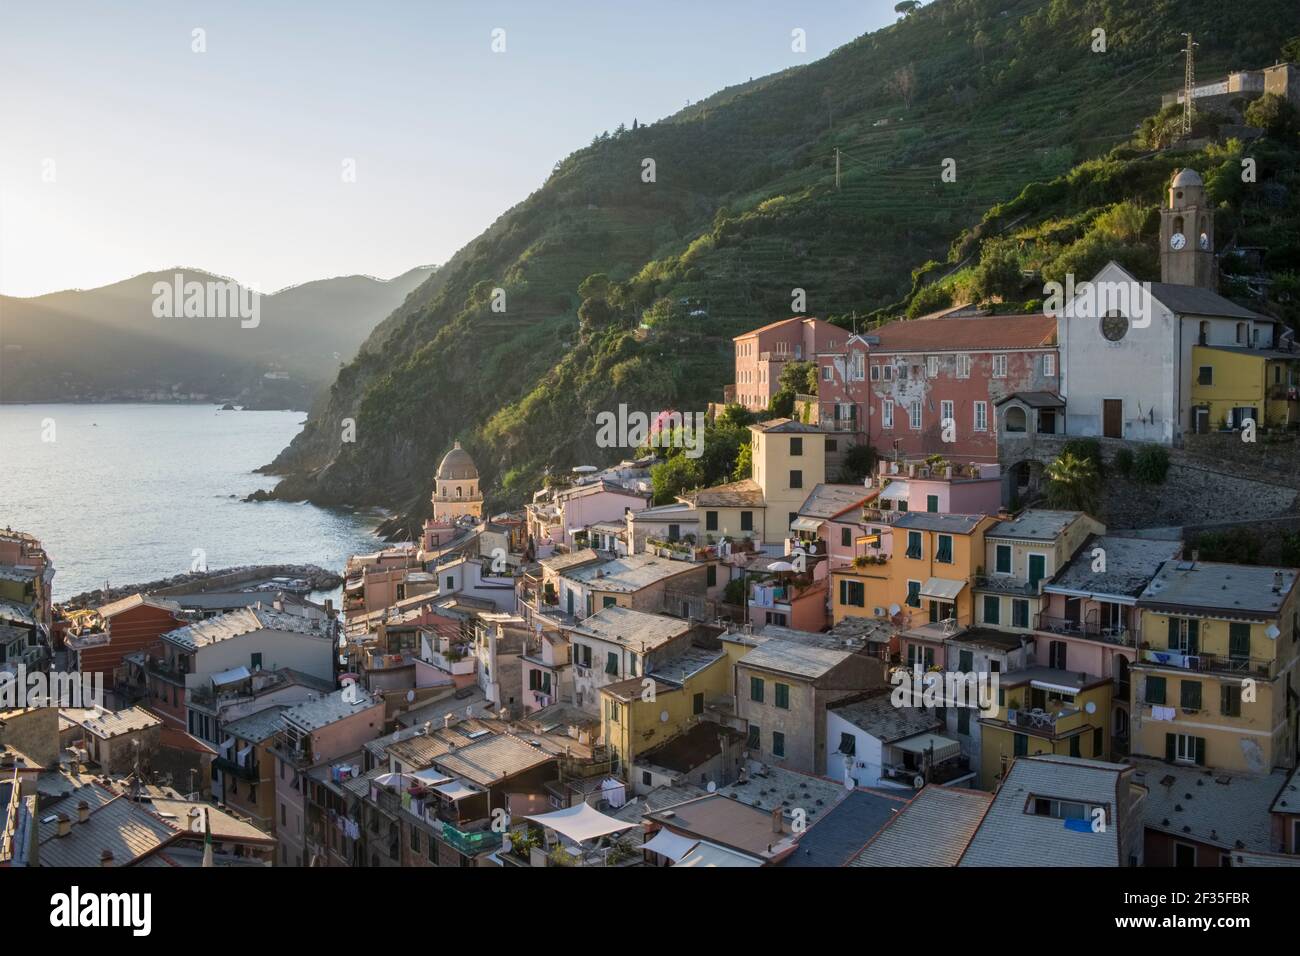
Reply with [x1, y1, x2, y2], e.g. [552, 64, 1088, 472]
[0, 0, 899, 298]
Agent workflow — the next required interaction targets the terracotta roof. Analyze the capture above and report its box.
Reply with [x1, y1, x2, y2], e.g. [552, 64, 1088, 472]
[688, 479, 764, 508]
[733, 316, 838, 339]
[869, 314, 1056, 352]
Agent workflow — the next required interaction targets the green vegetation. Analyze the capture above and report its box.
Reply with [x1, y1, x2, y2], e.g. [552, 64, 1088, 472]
[1131, 445, 1171, 484]
[1044, 451, 1101, 514]
[267, 2, 1300, 521]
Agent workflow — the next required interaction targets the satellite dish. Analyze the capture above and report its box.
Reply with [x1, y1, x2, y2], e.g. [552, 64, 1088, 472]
[465, 706, 473, 717]
[706, 781, 717, 792]
[1085, 701, 1096, 714]
[660, 710, 669, 723]
[888, 604, 902, 616]
[1266, 624, 1280, 641]
[406, 690, 415, 703]
[912, 775, 925, 789]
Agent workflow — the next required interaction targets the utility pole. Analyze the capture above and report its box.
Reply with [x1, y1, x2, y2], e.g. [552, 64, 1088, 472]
[1181, 32, 1198, 136]
[834, 148, 841, 190]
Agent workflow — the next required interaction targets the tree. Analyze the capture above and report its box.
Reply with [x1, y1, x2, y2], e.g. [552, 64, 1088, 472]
[894, 1, 921, 17]
[731, 441, 753, 481]
[1245, 93, 1298, 140]
[834, 443, 878, 484]
[1044, 451, 1100, 514]
[650, 455, 704, 505]
[886, 63, 917, 109]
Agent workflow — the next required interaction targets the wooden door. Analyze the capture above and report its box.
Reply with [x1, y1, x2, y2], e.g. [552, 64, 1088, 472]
[1103, 399, 1122, 438]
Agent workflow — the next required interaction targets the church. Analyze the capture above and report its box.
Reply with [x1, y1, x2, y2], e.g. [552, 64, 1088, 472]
[430, 441, 484, 522]
[1052, 167, 1292, 445]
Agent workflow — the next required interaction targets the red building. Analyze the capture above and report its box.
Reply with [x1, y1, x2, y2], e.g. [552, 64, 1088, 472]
[65, 594, 184, 695]
[730, 317, 846, 412]
[815, 313, 1058, 464]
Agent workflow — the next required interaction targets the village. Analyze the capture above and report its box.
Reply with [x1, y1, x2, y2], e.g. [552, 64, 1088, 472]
[4, 149, 1300, 872]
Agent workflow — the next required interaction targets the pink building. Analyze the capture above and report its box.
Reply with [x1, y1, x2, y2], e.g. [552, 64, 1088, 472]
[856, 459, 1003, 560]
[520, 626, 571, 713]
[554, 481, 650, 551]
[272, 688, 385, 867]
[731, 317, 846, 412]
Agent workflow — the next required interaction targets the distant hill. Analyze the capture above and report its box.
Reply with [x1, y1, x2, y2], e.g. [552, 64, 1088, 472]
[0, 265, 435, 408]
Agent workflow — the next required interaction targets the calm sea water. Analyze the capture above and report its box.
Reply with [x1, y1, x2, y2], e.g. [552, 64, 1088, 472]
[0, 404, 383, 599]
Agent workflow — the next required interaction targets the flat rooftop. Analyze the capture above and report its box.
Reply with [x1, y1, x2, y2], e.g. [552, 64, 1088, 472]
[1138, 559, 1296, 619]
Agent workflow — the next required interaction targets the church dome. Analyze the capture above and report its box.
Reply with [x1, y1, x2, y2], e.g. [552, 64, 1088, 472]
[436, 441, 479, 481]
[1171, 167, 1203, 188]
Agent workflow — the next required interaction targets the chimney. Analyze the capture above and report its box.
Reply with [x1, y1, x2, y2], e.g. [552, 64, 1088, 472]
[56, 813, 71, 837]
[1274, 570, 1284, 593]
[100, 849, 114, 867]
[77, 801, 90, 824]
[771, 806, 783, 834]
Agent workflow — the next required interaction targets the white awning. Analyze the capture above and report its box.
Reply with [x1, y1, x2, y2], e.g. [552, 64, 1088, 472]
[790, 516, 823, 533]
[674, 840, 762, 867]
[642, 828, 699, 862]
[431, 780, 480, 801]
[212, 665, 251, 686]
[878, 481, 909, 502]
[521, 802, 636, 843]
[220, 737, 235, 754]
[894, 732, 961, 763]
[920, 577, 966, 601]
[236, 744, 253, 766]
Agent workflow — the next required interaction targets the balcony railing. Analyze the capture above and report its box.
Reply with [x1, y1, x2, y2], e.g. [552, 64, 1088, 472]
[440, 820, 502, 857]
[1005, 706, 1082, 735]
[1035, 613, 1133, 646]
[1137, 648, 1276, 679]
[975, 575, 1042, 596]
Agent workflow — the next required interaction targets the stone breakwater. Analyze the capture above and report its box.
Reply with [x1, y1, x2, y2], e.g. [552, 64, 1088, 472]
[60, 564, 344, 610]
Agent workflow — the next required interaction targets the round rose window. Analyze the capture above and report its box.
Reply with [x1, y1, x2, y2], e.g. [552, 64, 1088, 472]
[1100, 312, 1129, 342]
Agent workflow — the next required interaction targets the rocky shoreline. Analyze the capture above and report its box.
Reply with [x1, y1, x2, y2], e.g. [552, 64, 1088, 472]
[59, 564, 345, 610]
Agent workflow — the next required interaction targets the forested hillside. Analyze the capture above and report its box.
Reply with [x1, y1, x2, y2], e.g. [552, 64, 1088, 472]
[262, 0, 1300, 531]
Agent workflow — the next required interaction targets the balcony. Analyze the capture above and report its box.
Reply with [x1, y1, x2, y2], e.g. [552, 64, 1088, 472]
[1003, 706, 1085, 736]
[1035, 613, 1133, 646]
[1137, 648, 1276, 679]
[440, 820, 502, 857]
[975, 575, 1042, 596]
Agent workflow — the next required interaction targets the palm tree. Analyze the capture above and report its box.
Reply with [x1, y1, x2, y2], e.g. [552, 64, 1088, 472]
[1044, 451, 1100, 514]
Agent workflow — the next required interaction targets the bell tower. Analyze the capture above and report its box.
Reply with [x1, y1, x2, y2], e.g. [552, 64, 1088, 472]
[1159, 167, 1216, 289]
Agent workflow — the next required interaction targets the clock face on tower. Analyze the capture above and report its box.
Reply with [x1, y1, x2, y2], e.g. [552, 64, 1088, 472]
[1169, 232, 1186, 250]
[1199, 232, 1210, 250]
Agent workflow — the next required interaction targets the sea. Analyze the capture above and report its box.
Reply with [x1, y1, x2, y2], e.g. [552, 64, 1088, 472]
[0, 403, 384, 600]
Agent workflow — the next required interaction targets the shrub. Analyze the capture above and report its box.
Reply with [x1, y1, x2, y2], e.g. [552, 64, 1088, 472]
[1061, 437, 1105, 477]
[1114, 447, 1134, 477]
[1132, 445, 1170, 484]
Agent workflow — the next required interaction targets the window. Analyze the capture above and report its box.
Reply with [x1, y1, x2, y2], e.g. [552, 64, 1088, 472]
[790, 437, 803, 457]
[838, 732, 856, 756]
[908, 401, 922, 430]
[750, 676, 765, 703]
[411, 826, 421, 853]
[605, 652, 619, 676]
[957, 707, 970, 735]
[1228, 622, 1250, 660]
[1070, 735, 1081, 758]
[1145, 675, 1166, 705]
[1012, 599, 1029, 629]
[1180, 680, 1202, 712]
[772, 731, 785, 758]
[602, 595, 617, 609]
[575, 643, 593, 668]
[251, 652, 262, 671]
[870, 364, 881, 381]
[1198, 366, 1213, 385]
[746, 725, 760, 750]
[956, 353, 971, 378]
[992, 354, 1008, 378]
[906, 531, 922, 559]
[706, 510, 718, 531]
[1093, 727, 1103, 756]
[940, 400, 954, 428]
[1169, 732, 1205, 766]
[906, 580, 922, 608]
[936, 534, 953, 564]
[1043, 353, 1056, 377]
[927, 494, 939, 513]
[841, 527, 852, 547]
[822, 365, 833, 382]
[706, 565, 716, 587]
[1013, 733, 1028, 756]
[883, 364, 894, 381]
[839, 579, 865, 608]
[995, 544, 1012, 574]
[983, 595, 1001, 625]
[693, 692, 704, 715]
[1167, 617, 1200, 654]
[1049, 641, 1067, 669]
[740, 511, 753, 531]
[926, 355, 940, 378]
[882, 400, 894, 428]
[774, 683, 791, 709]
[974, 401, 988, 432]
[1220, 683, 1242, 717]
[667, 524, 680, 541]
[827, 439, 837, 451]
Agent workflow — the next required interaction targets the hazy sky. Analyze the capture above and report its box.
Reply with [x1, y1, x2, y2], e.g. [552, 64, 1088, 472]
[0, 1, 897, 298]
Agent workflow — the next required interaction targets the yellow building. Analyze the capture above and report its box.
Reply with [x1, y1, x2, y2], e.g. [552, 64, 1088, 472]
[978, 667, 1114, 787]
[748, 419, 826, 545]
[1189, 344, 1298, 432]
[598, 646, 732, 776]
[431, 442, 484, 522]
[1131, 560, 1298, 774]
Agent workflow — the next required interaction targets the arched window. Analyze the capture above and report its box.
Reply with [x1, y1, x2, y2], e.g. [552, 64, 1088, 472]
[1198, 320, 1208, 345]
[1005, 406, 1027, 433]
[456, 486, 463, 498]
[1236, 322, 1246, 345]
[1173, 215, 1184, 233]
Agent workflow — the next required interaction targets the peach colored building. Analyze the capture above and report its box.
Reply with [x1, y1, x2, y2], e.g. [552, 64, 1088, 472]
[731, 317, 846, 412]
